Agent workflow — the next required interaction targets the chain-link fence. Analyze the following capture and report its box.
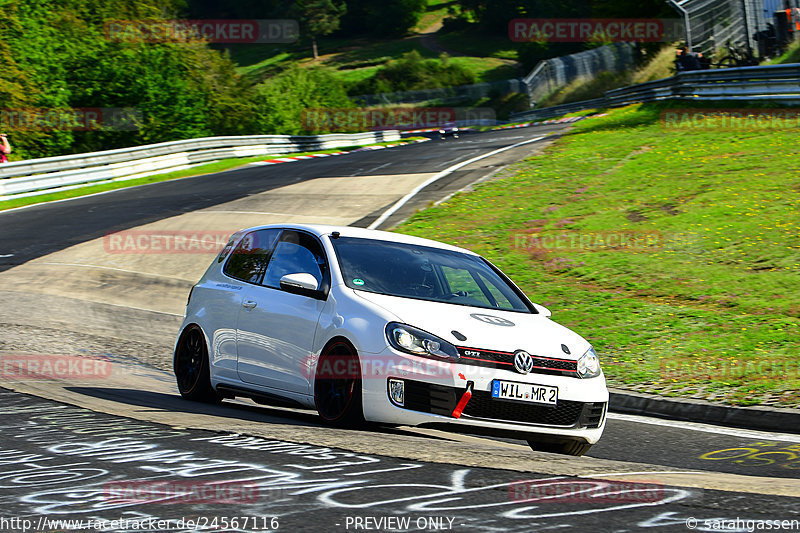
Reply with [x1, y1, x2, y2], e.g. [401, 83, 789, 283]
[670, 0, 797, 57]
[522, 42, 636, 107]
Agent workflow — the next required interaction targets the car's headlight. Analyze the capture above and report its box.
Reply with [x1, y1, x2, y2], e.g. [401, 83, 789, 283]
[439, 129, 445, 134]
[385, 323, 460, 362]
[577, 347, 601, 378]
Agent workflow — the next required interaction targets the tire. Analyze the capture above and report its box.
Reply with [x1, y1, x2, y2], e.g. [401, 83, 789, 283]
[527, 439, 592, 457]
[314, 340, 364, 427]
[174, 325, 220, 403]
[717, 56, 737, 68]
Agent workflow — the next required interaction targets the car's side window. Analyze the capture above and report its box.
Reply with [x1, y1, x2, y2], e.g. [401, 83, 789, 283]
[262, 231, 328, 291]
[223, 229, 281, 284]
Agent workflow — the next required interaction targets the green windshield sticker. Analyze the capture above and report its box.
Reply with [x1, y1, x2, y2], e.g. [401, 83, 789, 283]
[353, 278, 365, 286]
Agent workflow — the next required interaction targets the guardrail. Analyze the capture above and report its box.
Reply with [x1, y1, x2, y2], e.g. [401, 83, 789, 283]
[0, 130, 400, 199]
[511, 64, 800, 122]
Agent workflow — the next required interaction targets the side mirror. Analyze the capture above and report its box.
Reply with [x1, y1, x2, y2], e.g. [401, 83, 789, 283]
[533, 303, 552, 318]
[280, 273, 323, 299]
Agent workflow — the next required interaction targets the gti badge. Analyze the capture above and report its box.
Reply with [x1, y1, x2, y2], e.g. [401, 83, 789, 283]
[513, 350, 534, 374]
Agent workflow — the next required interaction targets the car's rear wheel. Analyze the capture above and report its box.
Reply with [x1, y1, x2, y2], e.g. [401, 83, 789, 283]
[527, 439, 592, 457]
[174, 325, 220, 403]
[314, 341, 364, 427]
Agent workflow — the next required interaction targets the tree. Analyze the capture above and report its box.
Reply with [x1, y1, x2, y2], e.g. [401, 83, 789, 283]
[340, 0, 426, 37]
[254, 66, 352, 134]
[296, 0, 346, 60]
[3, 0, 255, 158]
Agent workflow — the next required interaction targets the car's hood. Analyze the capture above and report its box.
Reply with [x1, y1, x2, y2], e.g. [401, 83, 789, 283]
[353, 291, 590, 360]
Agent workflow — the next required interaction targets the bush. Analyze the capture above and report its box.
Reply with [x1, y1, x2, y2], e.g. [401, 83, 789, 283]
[351, 50, 477, 95]
[441, 15, 473, 34]
[517, 42, 585, 72]
[254, 66, 353, 135]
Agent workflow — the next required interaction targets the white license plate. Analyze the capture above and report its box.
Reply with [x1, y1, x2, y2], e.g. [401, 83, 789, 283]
[491, 380, 558, 406]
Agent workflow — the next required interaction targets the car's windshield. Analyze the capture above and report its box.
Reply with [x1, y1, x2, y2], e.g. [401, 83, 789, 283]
[332, 237, 532, 313]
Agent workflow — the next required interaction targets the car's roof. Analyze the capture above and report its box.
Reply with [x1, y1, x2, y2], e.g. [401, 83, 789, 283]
[237, 223, 478, 256]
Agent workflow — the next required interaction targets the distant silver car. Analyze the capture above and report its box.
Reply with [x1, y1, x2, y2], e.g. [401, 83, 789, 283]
[439, 122, 459, 139]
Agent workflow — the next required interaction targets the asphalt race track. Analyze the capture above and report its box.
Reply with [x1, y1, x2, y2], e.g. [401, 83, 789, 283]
[0, 126, 565, 271]
[0, 126, 798, 532]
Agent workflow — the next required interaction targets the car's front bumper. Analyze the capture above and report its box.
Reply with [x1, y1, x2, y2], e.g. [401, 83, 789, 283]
[359, 348, 608, 444]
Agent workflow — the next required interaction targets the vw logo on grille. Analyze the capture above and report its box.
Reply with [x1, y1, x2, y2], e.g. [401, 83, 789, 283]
[513, 350, 534, 374]
[470, 313, 515, 327]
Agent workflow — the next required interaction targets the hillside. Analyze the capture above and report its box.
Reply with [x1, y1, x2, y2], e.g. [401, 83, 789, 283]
[0, 0, 678, 160]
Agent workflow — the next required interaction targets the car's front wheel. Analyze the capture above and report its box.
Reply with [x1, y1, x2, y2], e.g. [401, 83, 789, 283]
[527, 439, 592, 457]
[174, 325, 220, 403]
[314, 340, 364, 427]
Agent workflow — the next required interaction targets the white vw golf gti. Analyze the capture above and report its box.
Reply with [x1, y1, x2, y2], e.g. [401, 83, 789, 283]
[174, 224, 607, 455]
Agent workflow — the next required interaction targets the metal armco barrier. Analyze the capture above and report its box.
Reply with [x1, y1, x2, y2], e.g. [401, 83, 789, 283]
[0, 130, 400, 198]
[511, 64, 800, 122]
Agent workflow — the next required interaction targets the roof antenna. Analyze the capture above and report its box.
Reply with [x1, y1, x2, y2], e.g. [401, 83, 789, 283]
[331, 231, 340, 239]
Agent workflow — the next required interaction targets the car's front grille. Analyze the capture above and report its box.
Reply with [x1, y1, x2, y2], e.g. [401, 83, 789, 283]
[403, 379, 457, 416]
[456, 347, 578, 377]
[397, 379, 605, 429]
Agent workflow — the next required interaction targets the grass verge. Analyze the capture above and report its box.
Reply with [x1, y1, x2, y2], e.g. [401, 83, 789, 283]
[766, 40, 800, 65]
[395, 101, 800, 408]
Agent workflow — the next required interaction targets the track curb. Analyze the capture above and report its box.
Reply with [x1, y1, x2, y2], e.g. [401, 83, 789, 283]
[608, 388, 800, 434]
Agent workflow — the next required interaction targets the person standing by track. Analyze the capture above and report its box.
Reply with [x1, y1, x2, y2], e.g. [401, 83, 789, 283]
[0, 133, 11, 163]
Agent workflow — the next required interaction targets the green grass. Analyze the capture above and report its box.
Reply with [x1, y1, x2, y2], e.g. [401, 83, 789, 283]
[446, 56, 519, 82]
[414, 0, 457, 32]
[324, 42, 517, 87]
[395, 101, 800, 408]
[234, 50, 294, 77]
[766, 40, 800, 65]
[228, 5, 522, 91]
[436, 29, 519, 61]
[325, 39, 437, 68]
[0, 140, 425, 212]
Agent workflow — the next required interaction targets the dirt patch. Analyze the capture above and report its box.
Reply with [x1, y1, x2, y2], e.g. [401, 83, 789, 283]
[626, 210, 648, 222]
[660, 203, 679, 215]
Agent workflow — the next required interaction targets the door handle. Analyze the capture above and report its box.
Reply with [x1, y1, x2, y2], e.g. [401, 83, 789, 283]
[242, 300, 257, 309]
